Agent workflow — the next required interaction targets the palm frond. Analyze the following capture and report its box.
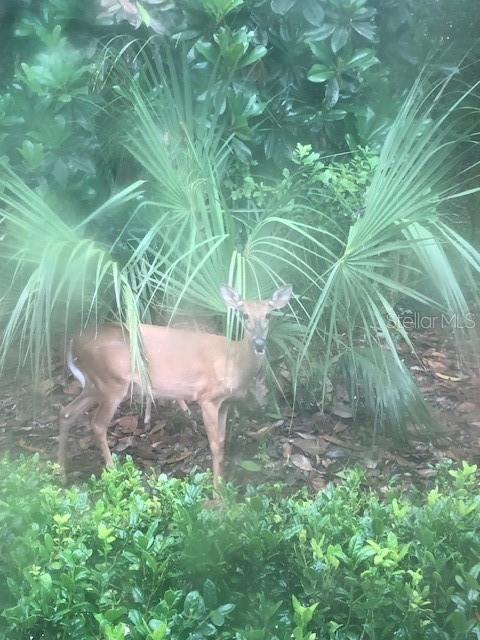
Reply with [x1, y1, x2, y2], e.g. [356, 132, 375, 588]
[340, 346, 437, 441]
[0, 164, 145, 379]
[296, 71, 480, 435]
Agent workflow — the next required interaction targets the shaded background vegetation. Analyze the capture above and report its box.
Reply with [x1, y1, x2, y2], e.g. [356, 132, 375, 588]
[2, 0, 480, 191]
[1, 0, 480, 439]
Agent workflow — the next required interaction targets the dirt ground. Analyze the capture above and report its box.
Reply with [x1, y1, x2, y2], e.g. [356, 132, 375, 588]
[1, 326, 479, 492]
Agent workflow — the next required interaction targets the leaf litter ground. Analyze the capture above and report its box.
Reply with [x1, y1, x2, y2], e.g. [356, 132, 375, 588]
[0, 326, 479, 493]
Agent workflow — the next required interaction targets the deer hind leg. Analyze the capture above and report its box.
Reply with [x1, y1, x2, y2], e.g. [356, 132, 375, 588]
[178, 400, 190, 414]
[90, 387, 127, 468]
[144, 396, 153, 430]
[58, 387, 98, 478]
[200, 400, 229, 488]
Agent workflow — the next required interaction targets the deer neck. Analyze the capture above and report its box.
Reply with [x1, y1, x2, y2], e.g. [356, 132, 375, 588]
[238, 337, 264, 377]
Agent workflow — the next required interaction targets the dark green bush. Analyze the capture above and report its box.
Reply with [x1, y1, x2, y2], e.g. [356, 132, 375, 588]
[1, 455, 479, 639]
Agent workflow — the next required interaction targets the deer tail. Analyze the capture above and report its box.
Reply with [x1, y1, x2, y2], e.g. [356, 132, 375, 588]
[67, 339, 86, 388]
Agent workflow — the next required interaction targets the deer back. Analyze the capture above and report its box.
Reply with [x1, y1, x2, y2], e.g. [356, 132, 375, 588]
[72, 323, 259, 403]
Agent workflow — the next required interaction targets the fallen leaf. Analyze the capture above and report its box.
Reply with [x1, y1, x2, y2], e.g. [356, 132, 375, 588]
[135, 441, 163, 459]
[428, 350, 446, 359]
[434, 372, 465, 382]
[322, 434, 353, 448]
[239, 460, 262, 472]
[331, 403, 353, 419]
[291, 437, 328, 456]
[425, 358, 448, 373]
[247, 419, 284, 435]
[325, 447, 350, 460]
[290, 453, 313, 472]
[282, 442, 292, 460]
[280, 368, 291, 381]
[457, 401, 478, 413]
[416, 468, 437, 478]
[160, 450, 192, 464]
[310, 475, 327, 492]
[63, 381, 82, 395]
[115, 436, 136, 452]
[392, 454, 415, 467]
[311, 412, 329, 427]
[116, 415, 139, 432]
[246, 422, 282, 440]
[35, 379, 56, 396]
[149, 419, 166, 435]
[78, 436, 93, 450]
[18, 439, 45, 454]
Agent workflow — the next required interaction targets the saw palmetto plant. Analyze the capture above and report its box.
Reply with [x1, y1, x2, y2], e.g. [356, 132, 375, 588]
[1, 41, 479, 438]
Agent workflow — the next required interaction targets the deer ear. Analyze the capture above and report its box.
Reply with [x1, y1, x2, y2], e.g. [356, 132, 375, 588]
[269, 285, 292, 310]
[220, 285, 244, 310]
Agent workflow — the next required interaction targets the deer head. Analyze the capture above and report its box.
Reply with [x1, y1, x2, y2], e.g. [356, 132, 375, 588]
[220, 285, 292, 355]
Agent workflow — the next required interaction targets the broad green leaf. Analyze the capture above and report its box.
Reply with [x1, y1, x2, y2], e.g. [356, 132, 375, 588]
[238, 45, 267, 68]
[308, 38, 335, 61]
[183, 591, 206, 619]
[308, 24, 335, 42]
[347, 49, 379, 71]
[324, 77, 340, 108]
[39, 573, 52, 590]
[196, 41, 217, 64]
[203, 579, 218, 609]
[303, 2, 325, 26]
[217, 603, 236, 615]
[210, 609, 225, 626]
[331, 26, 350, 53]
[271, 0, 296, 15]
[352, 21, 377, 41]
[307, 64, 335, 83]
[322, 108, 347, 121]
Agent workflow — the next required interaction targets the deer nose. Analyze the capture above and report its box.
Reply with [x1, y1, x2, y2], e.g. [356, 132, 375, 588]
[253, 338, 266, 354]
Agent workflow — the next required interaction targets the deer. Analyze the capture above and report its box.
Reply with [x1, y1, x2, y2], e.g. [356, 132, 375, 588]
[58, 285, 292, 487]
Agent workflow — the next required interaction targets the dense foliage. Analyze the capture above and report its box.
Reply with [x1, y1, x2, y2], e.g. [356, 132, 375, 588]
[1, 0, 479, 178]
[1, 7, 480, 638]
[1, 455, 480, 639]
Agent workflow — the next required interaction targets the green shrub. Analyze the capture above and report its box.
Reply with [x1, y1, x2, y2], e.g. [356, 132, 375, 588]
[1, 455, 479, 639]
[0, 18, 102, 209]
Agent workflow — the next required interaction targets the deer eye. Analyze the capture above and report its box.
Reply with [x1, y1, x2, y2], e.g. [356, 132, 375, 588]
[265, 312, 272, 320]
[242, 312, 249, 320]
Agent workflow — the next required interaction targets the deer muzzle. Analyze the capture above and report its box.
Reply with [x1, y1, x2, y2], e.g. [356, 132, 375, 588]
[253, 337, 266, 354]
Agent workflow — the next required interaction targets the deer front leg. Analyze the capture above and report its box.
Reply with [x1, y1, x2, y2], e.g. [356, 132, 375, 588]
[90, 391, 125, 469]
[200, 400, 229, 488]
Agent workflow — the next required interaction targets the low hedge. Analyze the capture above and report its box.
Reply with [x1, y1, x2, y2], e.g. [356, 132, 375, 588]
[0, 455, 479, 640]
